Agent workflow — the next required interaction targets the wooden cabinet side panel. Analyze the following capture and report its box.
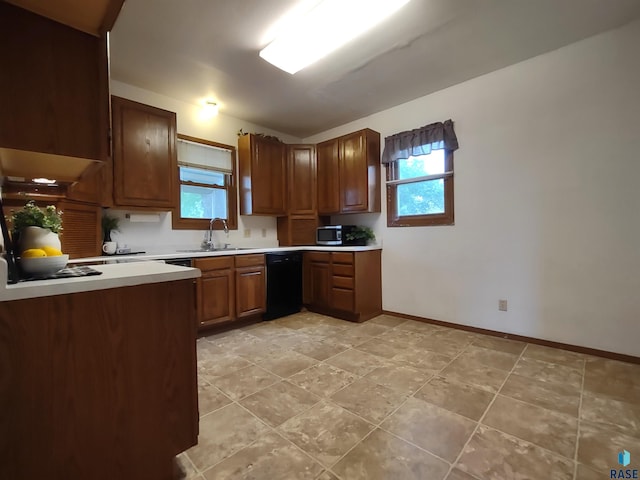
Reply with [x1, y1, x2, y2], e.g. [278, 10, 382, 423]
[0, 280, 197, 480]
[365, 129, 381, 213]
[238, 134, 253, 215]
[354, 249, 382, 320]
[111, 96, 177, 209]
[316, 139, 340, 214]
[67, 35, 111, 205]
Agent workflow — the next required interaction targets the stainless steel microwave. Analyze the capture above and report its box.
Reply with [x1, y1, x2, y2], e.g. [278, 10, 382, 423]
[316, 225, 356, 246]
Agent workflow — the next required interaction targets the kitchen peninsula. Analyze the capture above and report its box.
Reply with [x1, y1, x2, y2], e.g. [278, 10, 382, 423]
[0, 260, 200, 480]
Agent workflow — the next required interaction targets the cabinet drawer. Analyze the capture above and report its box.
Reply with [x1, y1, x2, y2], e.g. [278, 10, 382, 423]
[332, 275, 354, 289]
[332, 264, 354, 277]
[194, 256, 234, 271]
[332, 288, 354, 312]
[235, 254, 265, 268]
[332, 252, 353, 265]
[307, 251, 330, 263]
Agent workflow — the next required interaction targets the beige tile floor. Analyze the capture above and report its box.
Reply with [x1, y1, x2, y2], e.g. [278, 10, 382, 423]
[177, 312, 640, 480]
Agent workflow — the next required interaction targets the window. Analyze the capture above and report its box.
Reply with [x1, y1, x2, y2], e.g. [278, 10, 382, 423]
[172, 134, 237, 230]
[383, 120, 458, 227]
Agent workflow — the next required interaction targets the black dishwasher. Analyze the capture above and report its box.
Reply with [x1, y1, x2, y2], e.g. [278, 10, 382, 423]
[264, 251, 303, 320]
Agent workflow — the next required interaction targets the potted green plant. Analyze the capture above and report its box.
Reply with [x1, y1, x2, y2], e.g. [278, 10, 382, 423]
[10, 201, 63, 253]
[345, 226, 375, 246]
[101, 213, 120, 242]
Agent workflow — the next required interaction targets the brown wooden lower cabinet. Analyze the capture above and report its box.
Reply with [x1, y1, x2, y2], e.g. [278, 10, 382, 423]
[305, 252, 331, 309]
[235, 254, 266, 318]
[195, 256, 235, 327]
[195, 254, 265, 329]
[303, 249, 382, 322]
[0, 279, 198, 480]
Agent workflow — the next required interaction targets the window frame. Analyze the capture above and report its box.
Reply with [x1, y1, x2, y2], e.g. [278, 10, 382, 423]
[386, 149, 454, 227]
[171, 134, 238, 231]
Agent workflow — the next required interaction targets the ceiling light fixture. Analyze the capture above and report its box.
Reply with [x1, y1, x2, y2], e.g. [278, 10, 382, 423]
[32, 178, 57, 184]
[259, 0, 411, 74]
[203, 100, 219, 117]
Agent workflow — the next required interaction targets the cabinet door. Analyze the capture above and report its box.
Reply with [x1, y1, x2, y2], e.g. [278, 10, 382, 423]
[316, 139, 340, 214]
[308, 261, 331, 309]
[287, 145, 316, 214]
[58, 201, 101, 259]
[339, 131, 369, 213]
[236, 266, 266, 318]
[0, 3, 108, 161]
[198, 269, 235, 327]
[112, 96, 177, 209]
[252, 137, 286, 214]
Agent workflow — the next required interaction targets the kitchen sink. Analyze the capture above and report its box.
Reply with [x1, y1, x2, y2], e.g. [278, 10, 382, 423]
[176, 247, 254, 253]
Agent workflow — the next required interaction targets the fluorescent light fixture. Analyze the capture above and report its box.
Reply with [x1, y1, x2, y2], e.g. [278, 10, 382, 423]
[260, 0, 411, 74]
[32, 178, 57, 184]
[203, 100, 219, 117]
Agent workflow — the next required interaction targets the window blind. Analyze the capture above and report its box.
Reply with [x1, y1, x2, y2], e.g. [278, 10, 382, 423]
[177, 138, 233, 173]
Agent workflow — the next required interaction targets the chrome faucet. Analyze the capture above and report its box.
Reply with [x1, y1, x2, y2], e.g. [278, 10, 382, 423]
[201, 217, 229, 250]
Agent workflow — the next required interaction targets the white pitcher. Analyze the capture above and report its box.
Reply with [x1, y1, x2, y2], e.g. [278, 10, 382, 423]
[17, 226, 62, 253]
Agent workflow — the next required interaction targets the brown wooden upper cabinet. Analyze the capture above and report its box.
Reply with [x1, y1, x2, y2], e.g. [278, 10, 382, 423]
[287, 145, 317, 215]
[316, 139, 340, 215]
[111, 96, 178, 209]
[0, 2, 109, 162]
[317, 129, 381, 215]
[238, 134, 287, 215]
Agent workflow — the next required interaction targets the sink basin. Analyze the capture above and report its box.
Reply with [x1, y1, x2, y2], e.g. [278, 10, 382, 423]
[176, 247, 254, 253]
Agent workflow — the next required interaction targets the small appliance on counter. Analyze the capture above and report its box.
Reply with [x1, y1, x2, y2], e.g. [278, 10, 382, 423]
[316, 225, 357, 246]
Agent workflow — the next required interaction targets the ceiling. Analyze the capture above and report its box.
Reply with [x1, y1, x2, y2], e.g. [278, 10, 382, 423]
[7, 0, 124, 36]
[110, 0, 640, 138]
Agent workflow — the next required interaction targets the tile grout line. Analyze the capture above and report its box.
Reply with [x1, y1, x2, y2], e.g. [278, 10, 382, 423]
[195, 317, 591, 479]
[251, 325, 463, 477]
[314, 333, 478, 478]
[197, 383, 326, 477]
[441, 341, 529, 479]
[572, 357, 587, 480]
[190, 318, 422, 477]
[192, 343, 329, 475]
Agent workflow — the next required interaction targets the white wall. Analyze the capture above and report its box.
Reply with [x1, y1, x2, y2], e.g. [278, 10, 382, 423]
[108, 81, 302, 252]
[305, 20, 640, 356]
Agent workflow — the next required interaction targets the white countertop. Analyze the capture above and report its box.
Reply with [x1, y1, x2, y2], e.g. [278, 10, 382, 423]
[1, 245, 381, 302]
[69, 245, 382, 264]
[0, 259, 201, 302]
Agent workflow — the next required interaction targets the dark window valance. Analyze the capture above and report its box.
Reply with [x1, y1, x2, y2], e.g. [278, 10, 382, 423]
[381, 119, 459, 164]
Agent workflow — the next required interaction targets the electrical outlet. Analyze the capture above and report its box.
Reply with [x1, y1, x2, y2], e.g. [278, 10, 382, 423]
[261, 228, 267, 238]
[498, 299, 508, 312]
[244, 228, 251, 238]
